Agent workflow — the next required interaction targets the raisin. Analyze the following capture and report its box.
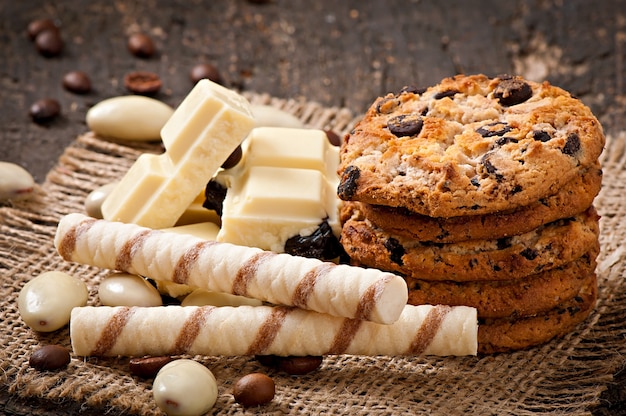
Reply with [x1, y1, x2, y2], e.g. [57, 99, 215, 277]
[399, 85, 427, 95]
[494, 78, 533, 106]
[202, 180, 227, 216]
[384, 238, 405, 265]
[532, 130, 552, 142]
[495, 137, 518, 146]
[496, 237, 512, 250]
[337, 166, 360, 199]
[387, 114, 424, 137]
[562, 133, 581, 156]
[510, 184, 523, 194]
[284, 220, 343, 260]
[520, 248, 539, 260]
[480, 154, 504, 181]
[433, 89, 459, 99]
[476, 122, 512, 137]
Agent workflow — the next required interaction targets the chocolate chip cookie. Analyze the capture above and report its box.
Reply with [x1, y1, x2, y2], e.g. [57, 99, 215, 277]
[340, 206, 600, 281]
[337, 74, 605, 217]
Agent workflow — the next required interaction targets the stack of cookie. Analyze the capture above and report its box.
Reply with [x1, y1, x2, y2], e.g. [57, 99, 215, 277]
[337, 74, 605, 353]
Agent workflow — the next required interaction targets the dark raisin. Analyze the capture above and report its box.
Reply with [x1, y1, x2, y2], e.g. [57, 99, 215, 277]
[510, 184, 523, 194]
[284, 220, 343, 260]
[202, 180, 227, 216]
[562, 133, 581, 156]
[337, 165, 360, 199]
[480, 154, 504, 181]
[434, 89, 458, 99]
[387, 114, 424, 137]
[476, 122, 512, 138]
[399, 85, 426, 95]
[495, 137, 518, 146]
[532, 130, 552, 142]
[324, 130, 342, 147]
[520, 248, 539, 260]
[493, 78, 533, 106]
[384, 238, 405, 265]
[496, 237, 512, 250]
[375, 96, 400, 114]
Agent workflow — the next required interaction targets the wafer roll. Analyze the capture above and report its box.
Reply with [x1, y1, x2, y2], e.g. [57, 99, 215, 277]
[55, 213, 408, 324]
[70, 305, 478, 357]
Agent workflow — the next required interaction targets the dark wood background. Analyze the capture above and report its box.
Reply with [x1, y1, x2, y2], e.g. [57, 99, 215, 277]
[1, 0, 625, 414]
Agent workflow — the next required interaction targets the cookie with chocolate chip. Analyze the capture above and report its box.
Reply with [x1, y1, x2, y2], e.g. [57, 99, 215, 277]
[343, 164, 602, 243]
[340, 206, 600, 281]
[337, 74, 605, 217]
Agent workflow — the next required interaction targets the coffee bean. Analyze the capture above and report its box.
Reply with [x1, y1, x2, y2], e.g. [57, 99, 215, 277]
[233, 373, 275, 407]
[27, 18, 58, 40]
[29, 98, 61, 123]
[127, 33, 155, 58]
[221, 145, 243, 169]
[189, 63, 223, 84]
[276, 356, 323, 375]
[29, 345, 71, 371]
[129, 356, 173, 378]
[35, 29, 63, 57]
[62, 71, 91, 94]
[324, 130, 341, 147]
[124, 71, 162, 95]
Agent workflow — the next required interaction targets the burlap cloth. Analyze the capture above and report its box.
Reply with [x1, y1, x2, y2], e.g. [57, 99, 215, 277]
[1, 94, 625, 415]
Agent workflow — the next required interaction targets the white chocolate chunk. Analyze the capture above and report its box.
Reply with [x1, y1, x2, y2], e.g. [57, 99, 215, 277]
[70, 305, 478, 357]
[251, 104, 305, 129]
[86, 96, 174, 141]
[101, 80, 254, 229]
[163, 222, 220, 240]
[55, 213, 408, 324]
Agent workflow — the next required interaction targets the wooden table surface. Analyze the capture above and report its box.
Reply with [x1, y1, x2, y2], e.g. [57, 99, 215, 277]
[1, 0, 625, 414]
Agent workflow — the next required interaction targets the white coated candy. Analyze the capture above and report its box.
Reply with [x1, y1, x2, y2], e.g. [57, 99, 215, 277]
[181, 288, 263, 307]
[153, 359, 218, 416]
[18, 271, 88, 332]
[0, 162, 35, 202]
[84, 182, 118, 219]
[86, 96, 174, 141]
[98, 272, 162, 307]
[251, 104, 305, 129]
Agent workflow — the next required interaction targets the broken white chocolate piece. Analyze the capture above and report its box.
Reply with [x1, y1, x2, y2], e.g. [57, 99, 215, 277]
[55, 213, 408, 324]
[101, 79, 254, 229]
[163, 222, 220, 241]
[70, 304, 478, 357]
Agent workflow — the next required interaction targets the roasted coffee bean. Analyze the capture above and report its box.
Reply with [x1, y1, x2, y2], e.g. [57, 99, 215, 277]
[476, 122, 512, 138]
[29, 345, 71, 371]
[124, 71, 162, 95]
[324, 130, 341, 147]
[433, 89, 458, 99]
[562, 133, 581, 156]
[129, 356, 173, 378]
[277, 356, 323, 375]
[221, 145, 243, 169]
[29, 98, 61, 123]
[387, 114, 423, 137]
[27, 18, 58, 40]
[233, 373, 275, 407]
[127, 33, 155, 58]
[284, 220, 343, 260]
[494, 78, 533, 106]
[337, 165, 360, 199]
[189, 63, 223, 84]
[62, 70, 91, 94]
[35, 29, 63, 57]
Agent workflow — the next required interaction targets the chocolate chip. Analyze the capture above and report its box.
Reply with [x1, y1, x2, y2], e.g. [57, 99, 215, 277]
[520, 248, 539, 260]
[127, 33, 156, 58]
[337, 165, 360, 199]
[496, 237, 512, 250]
[476, 122, 512, 138]
[35, 29, 63, 57]
[399, 85, 426, 95]
[62, 71, 92, 94]
[233, 373, 275, 407]
[532, 130, 552, 142]
[480, 155, 504, 181]
[493, 78, 533, 106]
[189, 63, 223, 84]
[384, 237, 405, 265]
[510, 184, 523, 194]
[387, 114, 424, 137]
[324, 130, 342, 147]
[562, 133, 581, 156]
[129, 356, 173, 379]
[495, 137, 518, 146]
[203, 180, 227, 216]
[29, 98, 61, 123]
[29, 345, 70, 371]
[27, 18, 58, 40]
[433, 89, 458, 99]
[221, 145, 243, 169]
[124, 71, 162, 95]
[284, 220, 343, 261]
[375, 96, 400, 114]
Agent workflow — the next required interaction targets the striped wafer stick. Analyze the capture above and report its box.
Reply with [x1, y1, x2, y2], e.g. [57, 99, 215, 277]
[55, 213, 408, 324]
[70, 305, 478, 357]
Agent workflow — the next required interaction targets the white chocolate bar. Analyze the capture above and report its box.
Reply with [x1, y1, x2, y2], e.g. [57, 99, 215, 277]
[70, 304, 478, 357]
[101, 79, 254, 229]
[55, 213, 408, 324]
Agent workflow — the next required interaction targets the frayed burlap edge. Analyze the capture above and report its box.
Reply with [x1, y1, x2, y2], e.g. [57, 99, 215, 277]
[1, 94, 624, 415]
